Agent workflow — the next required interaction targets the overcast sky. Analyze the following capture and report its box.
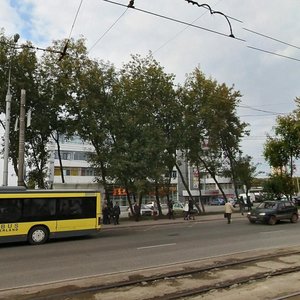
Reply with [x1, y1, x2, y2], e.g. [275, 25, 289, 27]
[1, 0, 300, 184]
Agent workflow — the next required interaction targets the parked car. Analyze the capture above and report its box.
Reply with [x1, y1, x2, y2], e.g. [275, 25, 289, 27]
[127, 204, 153, 217]
[172, 202, 184, 212]
[247, 200, 298, 225]
[209, 198, 225, 206]
[228, 198, 238, 206]
[292, 197, 300, 206]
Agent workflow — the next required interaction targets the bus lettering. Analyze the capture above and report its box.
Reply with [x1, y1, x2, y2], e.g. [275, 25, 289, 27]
[0, 223, 19, 232]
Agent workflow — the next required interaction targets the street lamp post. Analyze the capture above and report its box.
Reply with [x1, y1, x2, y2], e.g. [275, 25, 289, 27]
[2, 33, 20, 186]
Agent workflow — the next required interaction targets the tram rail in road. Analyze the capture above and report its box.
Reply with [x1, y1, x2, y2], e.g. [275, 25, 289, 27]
[2, 247, 300, 300]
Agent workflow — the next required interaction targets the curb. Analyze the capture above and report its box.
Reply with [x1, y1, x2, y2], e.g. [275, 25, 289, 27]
[102, 214, 247, 230]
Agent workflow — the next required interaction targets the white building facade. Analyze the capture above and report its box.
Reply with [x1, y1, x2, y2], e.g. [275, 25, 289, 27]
[47, 136, 100, 189]
[47, 136, 239, 204]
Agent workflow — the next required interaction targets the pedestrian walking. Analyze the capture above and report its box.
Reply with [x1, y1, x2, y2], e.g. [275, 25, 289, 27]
[246, 196, 253, 211]
[113, 202, 121, 225]
[224, 201, 235, 224]
[188, 199, 195, 220]
[152, 202, 158, 220]
[134, 202, 140, 222]
[183, 200, 189, 220]
[238, 196, 245, 215]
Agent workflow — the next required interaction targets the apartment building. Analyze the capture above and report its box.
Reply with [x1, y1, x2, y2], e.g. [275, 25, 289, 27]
[47, 136, 238, 204]
[47, 135, 100, 190]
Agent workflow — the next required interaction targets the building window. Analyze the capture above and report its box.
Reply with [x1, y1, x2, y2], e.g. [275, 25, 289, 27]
[81, 168, 94, 176]
[62, 152, 72, 160]
[63, 169, 71, 176]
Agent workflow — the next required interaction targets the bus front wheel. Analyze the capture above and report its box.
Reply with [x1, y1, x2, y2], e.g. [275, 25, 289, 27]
[28, 226, 49, 245]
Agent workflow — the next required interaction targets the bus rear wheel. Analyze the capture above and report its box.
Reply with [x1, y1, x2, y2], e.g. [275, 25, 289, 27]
[28, 226, 49, 245]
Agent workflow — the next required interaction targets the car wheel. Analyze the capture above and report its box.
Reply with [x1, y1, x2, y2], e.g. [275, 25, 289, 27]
[28, 226, 49, 245]
[249, 220, 256, 224]
[268, 216, 277, 225]
[290, 213, 298, 223]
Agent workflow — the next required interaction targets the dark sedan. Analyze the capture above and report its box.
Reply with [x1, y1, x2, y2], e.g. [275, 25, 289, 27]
[247, 200, 298, 225]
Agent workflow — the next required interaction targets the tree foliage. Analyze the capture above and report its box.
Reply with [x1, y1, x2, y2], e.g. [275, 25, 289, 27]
[0, 31, 256, 206]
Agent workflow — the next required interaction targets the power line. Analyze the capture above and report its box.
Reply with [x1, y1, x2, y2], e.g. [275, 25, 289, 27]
[184, 0, 236, 37]
[153, 7, 211, 54]
[243, 27, 300, 51]
[102, 0, 246, 42]
[184, 0, 243, 23]
[68, 0, 84, 40]
[59, 0, 85, 61]
[240, 114, 285, 117]
[247, 45, 300, 63]
[153, 0, 224, 54]
[89, 7, 128, 53]
[238, 104, 286, 115]
[100, 1, 300, 64]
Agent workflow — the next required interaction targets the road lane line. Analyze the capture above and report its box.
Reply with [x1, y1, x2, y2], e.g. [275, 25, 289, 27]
[259, 230, 286, 234]
[137, 243, 176, 250]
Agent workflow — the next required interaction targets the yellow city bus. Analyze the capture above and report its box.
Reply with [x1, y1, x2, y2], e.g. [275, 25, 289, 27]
[0, 187, 101, 245]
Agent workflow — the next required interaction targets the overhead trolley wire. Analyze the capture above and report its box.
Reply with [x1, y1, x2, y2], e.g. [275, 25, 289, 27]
[243, 26, 300, 63]
[238, 104, 286, 115]
[243, 27, 300, 51]
[185, 0, 243, 23]
[100, 1, 299, 63]
[184, 0, 236, 37]
[59, 0, 84, 61]
[68, 0, 84, 40]
[102, 0, 246, 42]
[153, 0, 226, 54]
[89, 8, 128, 53]
[247, 45, 300, 63]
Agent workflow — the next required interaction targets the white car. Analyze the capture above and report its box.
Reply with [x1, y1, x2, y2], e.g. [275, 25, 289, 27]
[127, 204, 153, 217]
[172, 202, 184, 211]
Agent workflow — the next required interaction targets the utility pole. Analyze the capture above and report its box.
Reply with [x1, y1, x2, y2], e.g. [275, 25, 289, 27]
[17, 89, 26, 186]
[2, 33, 20, 186]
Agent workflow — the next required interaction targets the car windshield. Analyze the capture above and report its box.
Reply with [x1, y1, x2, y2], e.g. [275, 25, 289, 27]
[141, 205, 151, 209]
[258, 202, 277, 209]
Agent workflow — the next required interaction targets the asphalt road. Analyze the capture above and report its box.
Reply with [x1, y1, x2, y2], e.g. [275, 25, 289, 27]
[1, 216, 300, 291]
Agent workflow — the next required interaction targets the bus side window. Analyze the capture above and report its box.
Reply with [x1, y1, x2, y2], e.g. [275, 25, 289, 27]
[59, 200, 70, 215]
[23, 198, 56, 220]
[0, 199, 22, 223]
[70, 199, 82, 215]
[57, 198, 96, 219]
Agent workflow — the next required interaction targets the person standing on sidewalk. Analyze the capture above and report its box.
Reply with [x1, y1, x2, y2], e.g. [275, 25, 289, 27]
[113, 202, 121, 225]
[224, 201, 235, 224]
[168, 200, 175, 219]
[102, 202, 110, 224]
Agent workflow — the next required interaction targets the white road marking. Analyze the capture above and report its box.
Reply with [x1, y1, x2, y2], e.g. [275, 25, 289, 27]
[259, 230, 286, 234]
[137, 243, 176, 250]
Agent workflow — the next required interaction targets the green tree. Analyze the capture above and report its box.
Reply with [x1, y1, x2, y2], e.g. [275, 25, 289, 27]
[0, 31, 43, 186]
[231, 155, 260, 199]
[108, 53, 177, 214]
[263, 173, 294, 199]
[264, 113, 300, 180]
[179, 67, 248, 208]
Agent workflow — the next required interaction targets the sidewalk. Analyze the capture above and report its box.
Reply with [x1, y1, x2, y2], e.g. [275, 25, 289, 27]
[103, 208, 247, 230]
